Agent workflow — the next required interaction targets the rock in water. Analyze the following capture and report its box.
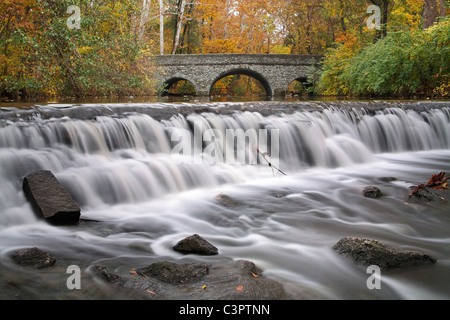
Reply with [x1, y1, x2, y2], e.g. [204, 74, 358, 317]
[362, 186, 383, 198]
[91, 259, 288, 300]
[11, 247, 56, 269]
[22, 170, 81, 225]
[333, 237, 437, 270]
[173, 234, 219, 255]
[137, 261, 209, 284]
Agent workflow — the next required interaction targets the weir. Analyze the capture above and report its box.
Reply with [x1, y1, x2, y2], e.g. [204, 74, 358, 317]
[0, 102, 449, 207]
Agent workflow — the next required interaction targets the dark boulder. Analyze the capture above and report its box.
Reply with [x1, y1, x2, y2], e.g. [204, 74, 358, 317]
[11, 247, 56, 269]
[362, 186, 383, 198]
[333, 237, 437, 270]
[173, 234, 219, 255]
[22, 170, 81, 225]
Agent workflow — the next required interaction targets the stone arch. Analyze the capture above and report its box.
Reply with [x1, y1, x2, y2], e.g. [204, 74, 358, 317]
[160, 77, 197, 96]
[209, 68, 273, 97]
[287, 76, 311, 96]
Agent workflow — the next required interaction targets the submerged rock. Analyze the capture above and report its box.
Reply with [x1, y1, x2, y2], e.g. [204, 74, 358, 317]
[333, 237, 437, 270]
[90, 260, 288, 300]
[11, 247, 56, 269]
[377, 177, 398, 182]
[216, 193, 242, 207]
[22, 170, 81, 225]
[89, 265, 165, 300]
[409, 186, 441, 202]
[137, 261, 209, 284]
[203, 259, 287, 300]
[173, 234, 219, 255]
[362, 186, 383, 198]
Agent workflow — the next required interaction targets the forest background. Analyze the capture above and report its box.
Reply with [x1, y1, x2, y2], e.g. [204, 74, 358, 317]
[0, 0, 448, 100]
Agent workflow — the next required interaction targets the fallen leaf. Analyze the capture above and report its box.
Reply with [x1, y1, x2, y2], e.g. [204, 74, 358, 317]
[251, 272, 259, 278]
[236, 285, 243, 291]
[129, 270, 137, 274]
[202, 285, 207, 290]
[426, 172, 448, 190]
[146, 290, 157, 295]
[409, 184, 425, 197]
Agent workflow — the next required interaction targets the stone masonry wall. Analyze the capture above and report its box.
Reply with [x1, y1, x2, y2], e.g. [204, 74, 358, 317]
[154, 54, 323, 96]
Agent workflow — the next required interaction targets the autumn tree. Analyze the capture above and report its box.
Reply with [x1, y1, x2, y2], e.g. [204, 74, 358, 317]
[0, 0, 156, 99]
[0, 0, 43, 98]
[190, 0, 287, 54]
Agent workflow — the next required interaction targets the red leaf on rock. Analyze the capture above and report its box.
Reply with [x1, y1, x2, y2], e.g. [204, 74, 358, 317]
[426, 172, 448, 190]
[409, 184, 425, 197]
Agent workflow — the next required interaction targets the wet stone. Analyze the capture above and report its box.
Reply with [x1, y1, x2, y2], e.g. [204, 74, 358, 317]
[216, 193, 242, 207]
[377, 177, 398, 182]
[362, 186, 383, 198]
[173, 234, 219, 256]
[333, 237, 437, 270]
[90, 259, 288, 300]
[11, 247, 56, 269]
[137, 261, 209, 284]
[22, 170, 81, 225]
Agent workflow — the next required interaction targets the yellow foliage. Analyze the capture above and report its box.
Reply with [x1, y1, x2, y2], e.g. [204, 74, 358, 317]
[389, 0, 424, 31]
[78, 47, 92, 55]
[271, 45, 291, 54]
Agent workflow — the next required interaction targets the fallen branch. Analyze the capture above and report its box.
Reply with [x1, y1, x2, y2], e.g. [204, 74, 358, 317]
[256, 146, 287, 176]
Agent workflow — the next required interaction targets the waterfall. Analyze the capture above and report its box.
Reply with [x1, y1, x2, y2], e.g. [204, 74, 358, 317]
[0, 104, 449, 210]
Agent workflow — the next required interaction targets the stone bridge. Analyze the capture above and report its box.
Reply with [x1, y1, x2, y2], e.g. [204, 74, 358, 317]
[154, 54, 323, 97]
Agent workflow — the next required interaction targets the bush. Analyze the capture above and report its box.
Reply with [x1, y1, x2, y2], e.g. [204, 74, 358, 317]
[316, 17, 450, 98]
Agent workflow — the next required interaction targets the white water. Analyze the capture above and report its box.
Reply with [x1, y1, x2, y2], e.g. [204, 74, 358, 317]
[0, 102, 449, 299]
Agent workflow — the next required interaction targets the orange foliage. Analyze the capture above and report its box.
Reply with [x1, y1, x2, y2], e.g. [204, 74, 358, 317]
[194, 0, 287, 54]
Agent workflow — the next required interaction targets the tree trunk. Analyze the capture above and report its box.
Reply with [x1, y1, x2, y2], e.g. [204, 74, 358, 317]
[160, 0, 164, 54]
[422, 0, 447, 29]
[172, 0, 186, 55]
[179, 4, 194, 54]
[138, 0, 152, 41]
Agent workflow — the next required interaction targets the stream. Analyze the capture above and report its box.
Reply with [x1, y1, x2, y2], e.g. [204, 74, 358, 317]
[0, 100, 449, 300]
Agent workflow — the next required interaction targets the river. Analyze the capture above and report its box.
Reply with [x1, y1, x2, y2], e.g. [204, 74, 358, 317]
[0, 99, 449, 300]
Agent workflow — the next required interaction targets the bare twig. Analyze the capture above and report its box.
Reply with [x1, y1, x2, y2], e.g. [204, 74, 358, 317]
[256, 146, 287, 176]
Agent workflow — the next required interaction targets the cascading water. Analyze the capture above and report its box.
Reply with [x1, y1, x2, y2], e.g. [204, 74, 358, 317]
[0, 101, 449, 300]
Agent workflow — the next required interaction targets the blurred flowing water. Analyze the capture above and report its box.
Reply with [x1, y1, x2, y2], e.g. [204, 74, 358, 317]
[0, 100, 449, 300]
